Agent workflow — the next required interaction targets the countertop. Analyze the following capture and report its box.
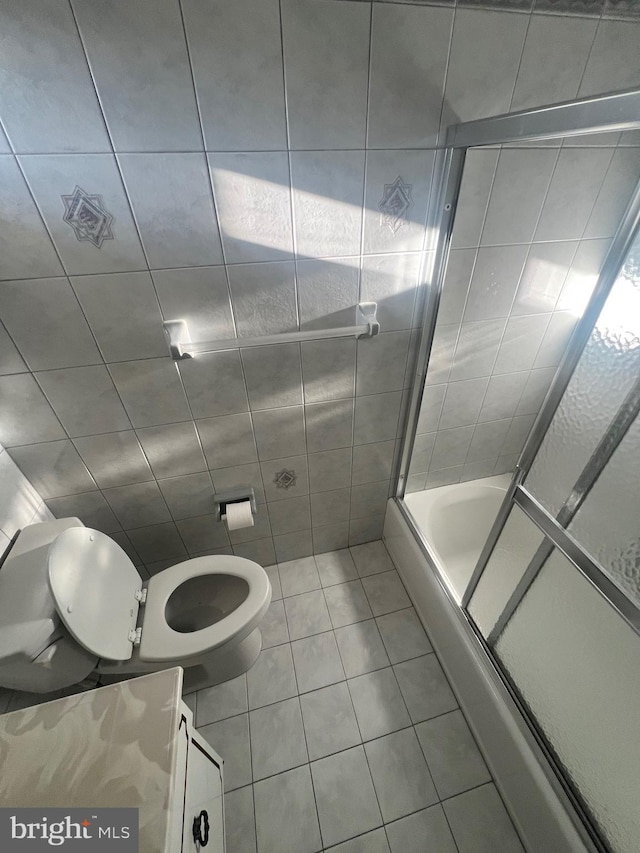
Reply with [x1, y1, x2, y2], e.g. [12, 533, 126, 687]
[0, 668, 187, 852]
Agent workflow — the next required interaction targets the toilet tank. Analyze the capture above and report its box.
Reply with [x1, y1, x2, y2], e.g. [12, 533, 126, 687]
[0, 518, 98, 693]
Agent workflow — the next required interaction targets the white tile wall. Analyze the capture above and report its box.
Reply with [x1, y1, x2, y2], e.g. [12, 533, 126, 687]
[0, 443, 53, 558]
[0, 0, 638, 561]
[411, 130, 640, 488]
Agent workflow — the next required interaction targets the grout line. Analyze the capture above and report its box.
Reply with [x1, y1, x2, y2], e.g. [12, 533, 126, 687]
[70, 2, 158, 284]
[506, 7, 534, 114]
[430, 149, 502, 439]
[173, 1, 258, 557]
[571, 9, 604, 105]
[0, 233, 622, 284]
[457, 142, 569, 470]
[439, 795, 463, 853]
[223, 711, 506, 839]
[65, 0, 115, 153]
[7, 133, 632, 157]
[12, 155, 73, 281]
[429, 123, 606, 479]
[276, 566, 324, 845]
[176, 0, 229, 266]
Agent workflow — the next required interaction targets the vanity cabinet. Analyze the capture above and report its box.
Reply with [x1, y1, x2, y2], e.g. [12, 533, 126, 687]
[0, 668, 224, 852]
[182, 731, 224, 853]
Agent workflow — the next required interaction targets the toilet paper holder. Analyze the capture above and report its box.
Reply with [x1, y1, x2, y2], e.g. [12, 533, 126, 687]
[214, 487, 257, 523]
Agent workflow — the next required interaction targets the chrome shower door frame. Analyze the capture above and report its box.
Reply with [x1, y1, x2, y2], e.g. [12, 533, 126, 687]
[395, 87, 640, 853]
[397, 86, 640, 598]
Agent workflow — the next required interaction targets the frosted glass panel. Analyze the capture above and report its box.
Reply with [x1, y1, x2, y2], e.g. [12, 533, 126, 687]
[496, 549, 640, 853]
[565, 247, 640, 603]
[526, 231, 640, 515]
[568, 417, 640, 606]
[469, 504, 544, 637]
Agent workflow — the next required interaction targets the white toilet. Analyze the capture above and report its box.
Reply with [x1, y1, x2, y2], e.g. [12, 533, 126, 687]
[0, 517, 271, 695]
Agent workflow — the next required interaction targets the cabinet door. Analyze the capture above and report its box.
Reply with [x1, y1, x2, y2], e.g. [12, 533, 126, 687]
[182, 732, 224, 853]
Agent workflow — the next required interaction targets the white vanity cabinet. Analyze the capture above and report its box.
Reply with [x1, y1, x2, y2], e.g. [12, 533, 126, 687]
[171, 707, 224, 853]
[0, 668, 225, 853]
[181, 730, 224, 853]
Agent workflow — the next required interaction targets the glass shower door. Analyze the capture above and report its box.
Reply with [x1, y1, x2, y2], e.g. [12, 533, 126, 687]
[403, 126, 640, 607]
[467, 226, 640, 853]
[396, 88, 640, 853]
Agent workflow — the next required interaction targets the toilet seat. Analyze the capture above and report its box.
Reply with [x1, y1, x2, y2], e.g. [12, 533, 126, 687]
[48, 528, 271, 666]
[139, 555, 271, 662]
[48, 527, 144, 661]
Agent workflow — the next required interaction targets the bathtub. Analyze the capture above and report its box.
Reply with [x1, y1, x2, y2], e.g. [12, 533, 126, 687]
[404, 473, 511, 602]
[383, 479, 594, 853]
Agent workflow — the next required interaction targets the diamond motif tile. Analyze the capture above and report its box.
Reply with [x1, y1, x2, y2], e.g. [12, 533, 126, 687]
[378, 176, 413, 233]
[274, 467, 297, 489]
[61, 186, 113, 247]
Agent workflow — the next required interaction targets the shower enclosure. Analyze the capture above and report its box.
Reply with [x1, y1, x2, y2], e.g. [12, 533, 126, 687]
[391, 89, 640, 853]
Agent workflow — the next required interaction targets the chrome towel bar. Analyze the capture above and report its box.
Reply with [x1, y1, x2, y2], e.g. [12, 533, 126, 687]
[163, 302, 380, 360]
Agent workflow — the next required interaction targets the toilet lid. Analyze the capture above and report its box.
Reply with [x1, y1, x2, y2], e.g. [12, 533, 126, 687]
[48, 528, 143, 661]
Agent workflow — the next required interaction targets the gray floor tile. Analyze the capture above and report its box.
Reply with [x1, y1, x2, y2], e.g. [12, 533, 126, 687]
[284, 589, 332, 640]
[278, 555, 321, 596]
[350, 540, 394, 577]
[324, 579, 373, 628]
[249, 697, 308, 781]
[442, 784, 525, 853]
[291, 631, 345, 694]
[247, 644, 297, 710]
[416, 710, 491, 800]
[225, 785, 257, 853]
[393, 654, 458, 724]
[300, 682, 361, 761]
[385, 804, 458, 853]
[348, 668, 411, 741]
[254, 765, 322, 853]
[328, 828, 390, 853]
[334, 619, 390, 678]
[311, 745, 382, 848]
[315, 548, 358, 587]
[196, 673, 248, 727]
[365, 728, 438, 823]
[265, 564, 282, 600]
[375, 608, 432, 663]
[260, 599, 290, 649]
[198, 713, 251, 792]
[361, 570, 411, 616]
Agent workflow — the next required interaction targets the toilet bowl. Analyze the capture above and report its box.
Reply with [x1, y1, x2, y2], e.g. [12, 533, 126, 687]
[0, 518, 271, 695]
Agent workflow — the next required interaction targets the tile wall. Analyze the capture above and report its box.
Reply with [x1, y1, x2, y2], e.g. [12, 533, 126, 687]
[409, 134, 640, 489]
[0, 442, 53, 562]
[0, 1, 638, 572]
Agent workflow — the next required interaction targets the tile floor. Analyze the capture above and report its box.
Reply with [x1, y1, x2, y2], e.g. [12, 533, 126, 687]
[184, 540, 525, 853]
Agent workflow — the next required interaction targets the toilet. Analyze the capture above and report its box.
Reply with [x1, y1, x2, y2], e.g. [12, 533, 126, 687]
[0, 517, 271, 695]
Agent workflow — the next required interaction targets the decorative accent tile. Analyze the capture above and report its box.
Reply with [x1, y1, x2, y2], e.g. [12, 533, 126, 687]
[274, 468, 297, 490]
[61, 186, 113, 248]
[378, 177, 413, 234]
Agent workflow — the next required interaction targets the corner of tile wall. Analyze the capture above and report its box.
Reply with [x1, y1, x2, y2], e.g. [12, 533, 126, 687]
[0, 442, 53, 562]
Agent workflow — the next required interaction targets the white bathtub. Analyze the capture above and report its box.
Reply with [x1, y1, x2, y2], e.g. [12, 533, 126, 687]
[405, 473, 511, 602]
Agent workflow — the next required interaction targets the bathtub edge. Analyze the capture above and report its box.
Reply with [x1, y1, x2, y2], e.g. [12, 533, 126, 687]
[383, 497, 597, 853]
